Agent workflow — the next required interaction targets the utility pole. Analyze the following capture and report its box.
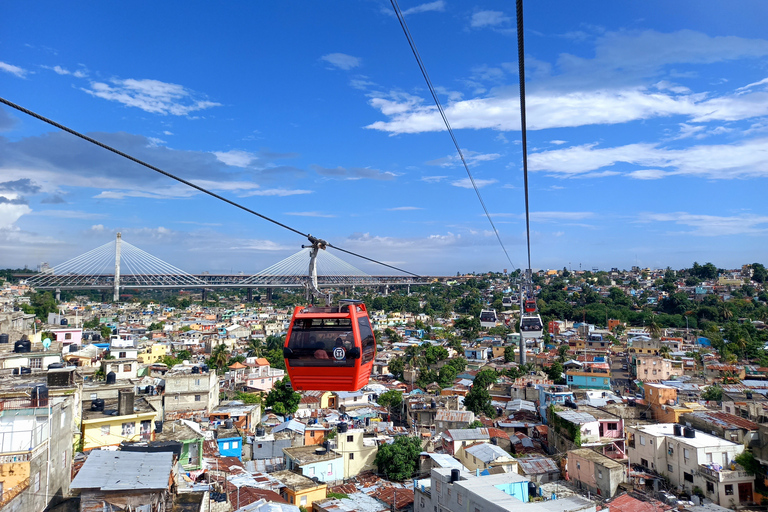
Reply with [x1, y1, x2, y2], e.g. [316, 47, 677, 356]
[113, 232, 122, 302]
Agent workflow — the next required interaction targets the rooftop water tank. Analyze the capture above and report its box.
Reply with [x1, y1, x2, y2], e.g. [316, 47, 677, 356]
[106, 371, 117, 385]
[684, 426, 696, 438]
[31, 384, 49, 407]
[224, 419, 234, 429]
[14, 339, 31, 353]
[673, 424, 682, 436]
[0, 334, 9, 344]
[450, 469, 460, 483]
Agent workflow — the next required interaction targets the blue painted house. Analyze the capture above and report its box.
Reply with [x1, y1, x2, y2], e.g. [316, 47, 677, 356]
[216, 425, 243, 460]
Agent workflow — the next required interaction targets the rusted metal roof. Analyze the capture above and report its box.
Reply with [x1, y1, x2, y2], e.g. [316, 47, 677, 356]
[688, 410, 759, 431]
[368, 486, 414, 510]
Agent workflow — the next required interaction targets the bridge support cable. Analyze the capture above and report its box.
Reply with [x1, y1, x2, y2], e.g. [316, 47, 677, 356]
[25, 236, 207, 291]
[0, 96, 421, 279]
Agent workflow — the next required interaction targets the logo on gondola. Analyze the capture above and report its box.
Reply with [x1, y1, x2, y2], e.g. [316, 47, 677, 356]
[333, 347, 346, 360]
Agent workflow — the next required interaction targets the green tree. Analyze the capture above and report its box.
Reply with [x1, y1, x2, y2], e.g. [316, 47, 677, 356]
[547, 361, 565, 384]
[437, 364, 458, 387]
[265, 377, 301, 415]
[464, 385, 495, 417]
[701, 384, 723, 402]
[465, 420, 484, 429]
[208, 343, 229, 370]
[234, 391, 262, 405]
[557, 344, 570, 362]
[504, 345, 516, 363]
[444, 357, 467, 374]
[374, 436, 422, 481]
[472, 368, 498, 389]
[388, 356, 405, 380]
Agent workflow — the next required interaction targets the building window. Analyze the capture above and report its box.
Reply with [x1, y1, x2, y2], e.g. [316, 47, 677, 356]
[349, 453, 354, 460]
[119, 352, 126, 358]
[725, 484, 733, 495]
[301, 496, 307, 506]
[447, 488, 451, 497]
[122, 422, 135, 436]
[30, 358, 42, 369]
[707, 481, 715, 494]
[327, 463, 333, 475]
[195, 395, 201, 401]
[639, 436, 646, 446]
[458, 492, 463, 505]
[257, 444, 263, 449]
[668, 464, 673, 472]
[310, 431, 315, 437]
[232, 441, 238, 448]
[195, 379, 201, 385]
[576, 462, 580, 469]
[101, 425, 110, 436]
[65, 333, 72, 340]
[123, 364, 131, 372]
[435, 481, 441, 493]
[598, 470, 603, 479]
[684, 472, 693, 483]
[34, 472, 40, 492]
[347, 435, 354, 442]
[607, 423, 617, 430]
[223, 442, 230, 450]
[641, 458, 648, 467]
[683, 448, 690, 461]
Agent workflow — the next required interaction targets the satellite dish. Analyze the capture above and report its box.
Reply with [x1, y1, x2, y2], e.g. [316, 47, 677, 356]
[42, 338, 52, 349]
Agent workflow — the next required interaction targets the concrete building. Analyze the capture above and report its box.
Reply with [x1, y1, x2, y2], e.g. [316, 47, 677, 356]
[566, 448, 625, 498]
[70, 451, 174, 512]
[457, 442, 517, 473]
[547, 407, 626, 460]
[333, 427, 377, 479]
[632, 355, 684, 381]
[414, 468, 595, 512]
[163, 366, 219, 420]
[81, 389, 159, 451]
[680, 411, 759, 445]
[0, 393, 74, 512]
[271, 469, 327, 510]
[283, 444, 343, 483]
[626, 423, 754, 507]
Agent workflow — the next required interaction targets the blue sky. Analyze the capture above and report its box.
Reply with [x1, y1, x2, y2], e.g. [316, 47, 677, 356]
[1, 1, 767, 276]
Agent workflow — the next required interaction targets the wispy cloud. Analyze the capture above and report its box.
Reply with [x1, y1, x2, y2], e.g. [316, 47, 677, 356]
[0, 61, 28, 78]
[387, 206, 423, 211]
[33, 209, 104, 219]
[451, 178, 497, 189]
[470, 10, 511, 29]
[311, 164, 397, 180]
[320, 53, 361, 70]
[639, 212, 768, 236]
[240, 188, 313, 197]
[426, 151, 502, 168]
[45, 64, 88, 78]
[421, 175, 448, 183]
[529, 137, 768, 179]
[285, 211, 336, 218]
[83, 78, 221, 115]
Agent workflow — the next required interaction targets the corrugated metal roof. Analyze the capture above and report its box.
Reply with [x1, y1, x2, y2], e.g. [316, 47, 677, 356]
[517, 456, 559, 475]
[688, 411, 759, 431]
[554, 410, 596, 424]
[419, 452, 468, 470]
[70, 451, 173, 491]
[464, 442, 512, 462]
[446, 428, 489, 441]
[435, 410, 474, 422]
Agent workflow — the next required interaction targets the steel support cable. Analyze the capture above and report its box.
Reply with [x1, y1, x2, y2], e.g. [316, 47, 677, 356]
[0, 96, 421, 278]
[515, 0, 532, 272]
[389, 0, 517, 272]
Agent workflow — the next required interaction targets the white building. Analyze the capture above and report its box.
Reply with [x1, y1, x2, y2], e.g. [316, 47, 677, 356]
[626, 423, 754, 507]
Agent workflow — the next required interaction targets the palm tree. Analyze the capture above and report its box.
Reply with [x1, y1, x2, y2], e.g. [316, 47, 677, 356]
[648, 319, 662, 339]
[246, 338, 264, 358]
[722, 305, 733, 322]
[209, 343, 229, 370]
[658, 345, 671, 359]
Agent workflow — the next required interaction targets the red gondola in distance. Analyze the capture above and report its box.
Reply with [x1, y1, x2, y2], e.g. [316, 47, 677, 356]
[283, 300, 376, 392]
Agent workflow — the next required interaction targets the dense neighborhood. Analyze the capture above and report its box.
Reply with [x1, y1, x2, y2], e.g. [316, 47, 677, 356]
[0, 262, 767, 512]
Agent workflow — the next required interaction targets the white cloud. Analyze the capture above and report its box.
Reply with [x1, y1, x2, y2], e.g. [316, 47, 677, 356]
[426, 151, 502, 168]
[0, 61, 27, 78]
[241, 188, 313, 197]
[387, 206, 423, 211]
[213, 150, 259, 168]
[451, 178, 497, 189]
[83, 78, 221, 115]
[421, 175, 447, 183]
[33, 210, 103, 219]
[639, 212, 768, 236]
[402, 1, 445, 15]
[528, 137, 768, 179]
[470, 10, 511, 28]
[48, 65, 88, 78]
[285, 211, 336, 218]
[320, 53, 361, 71]
[736, 77, 768, 93]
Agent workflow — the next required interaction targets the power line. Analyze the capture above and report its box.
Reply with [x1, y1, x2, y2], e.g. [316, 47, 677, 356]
[515, 0, 532, 272]
[389, 0, 517, 272]
[0, 96, 420, 278]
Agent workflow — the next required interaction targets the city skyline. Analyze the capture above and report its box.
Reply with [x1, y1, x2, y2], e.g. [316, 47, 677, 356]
[1, 1, 767, 275]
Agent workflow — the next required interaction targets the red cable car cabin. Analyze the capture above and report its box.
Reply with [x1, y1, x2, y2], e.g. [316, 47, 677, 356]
[283, 301, 376, 391]
[524, 298, 537, 313]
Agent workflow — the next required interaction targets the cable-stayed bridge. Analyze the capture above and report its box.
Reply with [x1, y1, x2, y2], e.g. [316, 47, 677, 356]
[24, 234, 436, 300]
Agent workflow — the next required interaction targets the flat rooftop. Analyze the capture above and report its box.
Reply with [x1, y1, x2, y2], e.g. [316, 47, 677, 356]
[629, 423, 741, 449]
[83, 396, 156, 420]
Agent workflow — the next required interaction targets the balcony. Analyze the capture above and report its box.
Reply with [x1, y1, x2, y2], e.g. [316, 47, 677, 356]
[699, 464, 753, 482]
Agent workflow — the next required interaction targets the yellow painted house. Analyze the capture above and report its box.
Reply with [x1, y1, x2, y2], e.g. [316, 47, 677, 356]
[138, 344, 169, 364]
[271, 470, 327, 509]
[81, 394, 159, 451]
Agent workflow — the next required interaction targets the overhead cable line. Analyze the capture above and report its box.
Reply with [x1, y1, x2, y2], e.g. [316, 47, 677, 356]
[0, 96, 420, 278]
[389, 0, 517, 271]
[515, 0, 533, 272]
